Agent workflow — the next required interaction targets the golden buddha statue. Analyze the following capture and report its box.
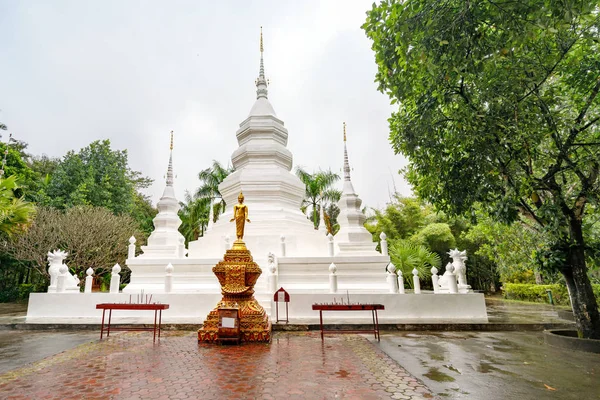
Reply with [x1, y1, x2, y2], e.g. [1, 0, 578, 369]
[230, 192, 250, 240]
[198, 190, 271, 343]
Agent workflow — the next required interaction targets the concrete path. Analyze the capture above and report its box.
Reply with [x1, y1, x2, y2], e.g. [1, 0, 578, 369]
[374, 331, 599, 400]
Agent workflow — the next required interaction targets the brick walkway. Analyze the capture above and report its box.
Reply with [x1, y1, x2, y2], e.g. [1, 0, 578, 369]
[0, 331, 434, 399]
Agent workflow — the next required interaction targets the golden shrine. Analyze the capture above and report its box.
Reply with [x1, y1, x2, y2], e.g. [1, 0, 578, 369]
[198, 193, 271, 343]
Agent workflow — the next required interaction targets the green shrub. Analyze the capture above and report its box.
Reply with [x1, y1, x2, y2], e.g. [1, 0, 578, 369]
[503, 283, 600, 307]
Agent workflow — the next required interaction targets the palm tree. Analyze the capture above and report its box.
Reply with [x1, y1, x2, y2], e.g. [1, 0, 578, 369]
[178, 191, 210, 244]
[389, 239, 441, 289]
[0, 175, 36, 238]
[295, 167, 341, 230]
[196, 160, 233, 223]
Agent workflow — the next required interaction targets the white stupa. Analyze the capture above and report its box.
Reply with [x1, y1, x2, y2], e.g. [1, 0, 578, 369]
[187, 29, 326, 258]
[335, 122, 380, 255]
[25, 29, 488, 324]
[140, 131, 186, 258]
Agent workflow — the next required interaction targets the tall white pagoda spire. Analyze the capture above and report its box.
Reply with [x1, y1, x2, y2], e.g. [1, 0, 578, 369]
[141, 131, 186, 258]
[335, 123, 379, 255]
[249, 27, 276, 117]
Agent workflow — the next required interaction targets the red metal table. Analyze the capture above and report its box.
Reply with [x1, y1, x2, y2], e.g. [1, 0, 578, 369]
[312, 304, 384, 341]
[96, 303, 169, 342]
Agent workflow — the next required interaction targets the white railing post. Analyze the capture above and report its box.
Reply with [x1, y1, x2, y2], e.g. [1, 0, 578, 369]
[268, 253, 278, 294]
[84, 267, 94, 293]
[164, 263, 174, 293]
[110, 264, 121, 293]
[128, 236, 136, 259]
[57, 265, 68, 293]
[327, 233, 334, 257]
[329, 262, 338, 293]
[280, 235, 286, 257]
[397, 269, 405, 294]
[447, 263, 458, 294]
[412, 268, 421, 294]
[387, 263, 399, 293]
[380, 232, 388, 256]
[431, 266, 439, 293]
[224, 235, 231, 252]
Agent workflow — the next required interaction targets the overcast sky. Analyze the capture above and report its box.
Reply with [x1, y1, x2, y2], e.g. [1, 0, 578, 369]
[0, 0, 412, 209]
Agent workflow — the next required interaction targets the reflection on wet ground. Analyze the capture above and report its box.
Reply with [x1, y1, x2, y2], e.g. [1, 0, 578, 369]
[374, 331, 600, 399]
[0, 331, 97, 374]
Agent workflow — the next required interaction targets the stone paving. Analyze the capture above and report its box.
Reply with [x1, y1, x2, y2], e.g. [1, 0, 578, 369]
[0, 331, 434, 399]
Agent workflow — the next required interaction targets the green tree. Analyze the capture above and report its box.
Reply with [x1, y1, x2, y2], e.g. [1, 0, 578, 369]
[179, 191, 210, 244]
[46, 140, 153, 228]
[389, 239, 441, 289]
[196, 160, 233, 222]
[367, 195, 435, 241]
[364, 0, 600, 338]
[6, 206, 141, 285]
[411, 223, 456, 254]
[295, 167, 341, 230]
[0, 176, 36, 238]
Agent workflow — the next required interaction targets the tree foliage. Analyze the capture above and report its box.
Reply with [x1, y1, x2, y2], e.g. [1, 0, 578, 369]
[296, 167, 342, 230]
[5, 206, 142, 282]
[364, 0, 600, 338]
[196, 160, 233, 222]
[46, 140, 151, 215]
[0, 176, 36, 238]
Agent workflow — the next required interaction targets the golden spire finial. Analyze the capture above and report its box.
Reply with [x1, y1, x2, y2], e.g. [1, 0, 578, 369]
[343, 122, 347, 142]
[260, 26, 263, 53]
[170, 130, 173, 150]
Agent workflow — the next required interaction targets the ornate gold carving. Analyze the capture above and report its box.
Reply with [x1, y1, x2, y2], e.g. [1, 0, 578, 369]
[198, 240, 271, 343]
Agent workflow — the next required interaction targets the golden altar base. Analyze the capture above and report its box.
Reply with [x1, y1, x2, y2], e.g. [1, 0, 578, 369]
[198, 239, 271, 343]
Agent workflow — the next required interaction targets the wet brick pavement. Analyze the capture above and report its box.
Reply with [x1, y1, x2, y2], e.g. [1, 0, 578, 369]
[0, 331, 434, 399]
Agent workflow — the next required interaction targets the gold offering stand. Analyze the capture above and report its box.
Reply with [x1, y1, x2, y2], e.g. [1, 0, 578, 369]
[198, 192, 271, 343]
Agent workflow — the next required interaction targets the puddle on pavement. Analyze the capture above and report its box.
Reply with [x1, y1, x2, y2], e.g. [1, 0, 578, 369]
[424, 367, 455, 382]
[443, 364, 460, 374]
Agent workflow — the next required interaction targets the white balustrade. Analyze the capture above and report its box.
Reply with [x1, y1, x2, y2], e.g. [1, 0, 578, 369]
[110, 264, 121, 293]
[412, 268, 421, 294]
[280, 235, 286, 257]
[397, 269, 405, 294]
[446, 263, 458, 294]
[431, 266, 439, 293]
[268, 252, 278, 294]
[327, 233, 334, 257]
[57, 265, 68, 293]
[164, 263, 174, 293]
[329, 262, 338, 293]
[386, 263, 398, 293]
[84, 267, 94, 293]
[128, 236, 136, 259]
[380, 232, 388, 256]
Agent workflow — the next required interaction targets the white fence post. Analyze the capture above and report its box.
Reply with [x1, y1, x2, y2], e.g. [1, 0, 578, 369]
[268, 253, 278, 294]
[128, 236, 136, 259]
[397, 268, 405, 294]
[224, 235, 231, 252]
[447, 263, 458, 294]
[110, 264, 121, 293]
[57, 265, 68, 293]
[431, 266, 439, 293]
[412, 268, 421, 294]
[387, 263, 399, 293]
[380, 232, 388, 256]
[327, 233, 334, 257]
[164, 263, 174, 293]
[329, 262, 338, 293]
[84, 267, 94, 293]
[280, 235, 286, 257]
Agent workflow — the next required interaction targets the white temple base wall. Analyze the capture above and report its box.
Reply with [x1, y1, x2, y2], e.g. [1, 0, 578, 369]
[25, 291, 487, 324]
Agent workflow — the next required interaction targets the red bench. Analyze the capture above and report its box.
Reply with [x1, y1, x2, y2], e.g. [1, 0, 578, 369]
[96, 303, 170, 343]
[312, 304, 384, 342]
